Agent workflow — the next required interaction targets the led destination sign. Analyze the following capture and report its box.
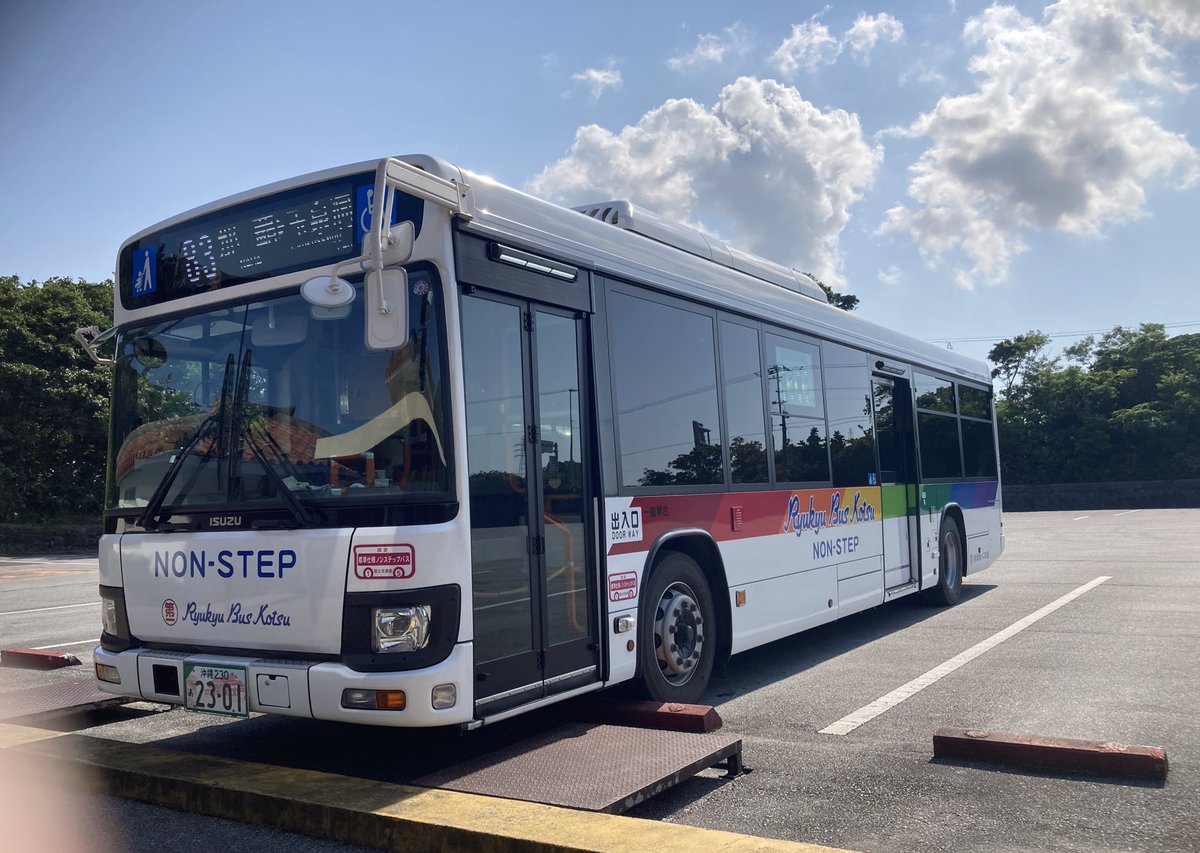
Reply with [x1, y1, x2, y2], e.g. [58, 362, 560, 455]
[119, 172, 423, 308]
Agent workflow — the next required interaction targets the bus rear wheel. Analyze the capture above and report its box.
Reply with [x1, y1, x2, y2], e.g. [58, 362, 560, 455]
[923, 518, 964, 606]
[638, 552, 716, 704]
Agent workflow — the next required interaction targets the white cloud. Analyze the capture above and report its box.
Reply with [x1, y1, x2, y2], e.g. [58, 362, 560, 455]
[844, 13, 905, 63]
[667, 23, 751, 72]
[771, 12, 906, 75]
[878, 265, 905, 286]
[572, 65, 622, 100]
[881, 0, 1200, 289]
[529, 77, 882, 285]
[771, 20, 841, 77]
[899, 58, 947, 87]
[1124, 0, 1200, 40]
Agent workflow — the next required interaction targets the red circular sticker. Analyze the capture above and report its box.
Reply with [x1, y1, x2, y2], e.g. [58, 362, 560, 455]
[162, 599, 178, 626]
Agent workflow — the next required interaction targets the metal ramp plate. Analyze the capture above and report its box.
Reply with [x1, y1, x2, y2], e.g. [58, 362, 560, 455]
[0, 680, 130, 723]
[412, 722, 742, 813]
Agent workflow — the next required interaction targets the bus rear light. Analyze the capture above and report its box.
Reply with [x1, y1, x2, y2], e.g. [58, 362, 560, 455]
[372, 605, 431, 653]
[431, 683, 456, 710]
[341, 689, 407, 711]
[95, 663, 121, 684]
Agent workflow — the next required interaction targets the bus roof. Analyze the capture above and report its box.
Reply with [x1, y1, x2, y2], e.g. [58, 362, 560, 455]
[117, 154, 990, 384]
[448, 160, 990, 384]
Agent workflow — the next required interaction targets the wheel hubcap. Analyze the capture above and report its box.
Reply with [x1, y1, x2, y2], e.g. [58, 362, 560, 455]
[654, 582, 704, 685]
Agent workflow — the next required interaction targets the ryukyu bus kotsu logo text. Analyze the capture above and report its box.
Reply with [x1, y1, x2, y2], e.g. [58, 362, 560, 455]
[162, 599, 178, 626]
[783, 491, 876, 537]
[354, 544, 415, 580]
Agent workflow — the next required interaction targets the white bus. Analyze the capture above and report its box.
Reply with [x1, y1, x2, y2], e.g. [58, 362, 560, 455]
[80, 155, 1002, 727]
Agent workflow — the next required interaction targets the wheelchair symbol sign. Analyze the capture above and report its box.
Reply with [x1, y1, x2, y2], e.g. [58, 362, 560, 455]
[356, 184, 403, 244]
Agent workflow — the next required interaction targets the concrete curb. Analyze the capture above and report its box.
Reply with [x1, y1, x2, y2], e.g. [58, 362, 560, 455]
[571, 700, 724, 734]
[933, 726, 1168, 781]
[2, 724, 855, 853]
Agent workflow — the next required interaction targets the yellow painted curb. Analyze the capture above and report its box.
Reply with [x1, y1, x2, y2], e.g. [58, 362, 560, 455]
[8, 726, 856, 853]
[0, 722, 69, 749]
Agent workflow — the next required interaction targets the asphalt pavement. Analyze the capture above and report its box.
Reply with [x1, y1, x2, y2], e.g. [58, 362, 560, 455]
[1, 510, 1197, 852]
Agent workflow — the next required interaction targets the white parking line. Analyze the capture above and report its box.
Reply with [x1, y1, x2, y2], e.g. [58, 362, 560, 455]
[819, 576, 1112, 736]
[0, 602, 99, 617]
[32, 638, 99, 650]
[1114, 510, 1141, 517]
[1073, 516, 1089, 521]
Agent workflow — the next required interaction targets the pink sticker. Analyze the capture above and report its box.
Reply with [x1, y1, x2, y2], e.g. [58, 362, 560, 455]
[608, 571, 637, 602]
[353, 544, 415, 580]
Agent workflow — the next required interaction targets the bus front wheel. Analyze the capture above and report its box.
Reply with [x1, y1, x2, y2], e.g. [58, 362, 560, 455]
[923, 518, 964, 606]
[638, 552, 716, 704]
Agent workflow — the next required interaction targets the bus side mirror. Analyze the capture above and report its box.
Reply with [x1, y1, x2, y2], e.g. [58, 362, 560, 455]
[365, 268, 409, 351]
[364, 218, 413, 352]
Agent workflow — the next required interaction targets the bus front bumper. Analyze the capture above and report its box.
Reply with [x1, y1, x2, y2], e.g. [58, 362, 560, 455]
[92, 642, 475, 727]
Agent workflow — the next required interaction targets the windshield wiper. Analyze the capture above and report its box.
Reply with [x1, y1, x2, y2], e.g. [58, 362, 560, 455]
[229, 348, 317, 528]
[136, 353, 236, 531]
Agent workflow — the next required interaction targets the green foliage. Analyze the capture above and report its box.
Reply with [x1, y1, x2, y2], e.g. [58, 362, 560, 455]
[809, 276, 859, 312]
[0, 276, 113, 521]
[991, 324, 1200, 484]
[988, 330, 1051, 394]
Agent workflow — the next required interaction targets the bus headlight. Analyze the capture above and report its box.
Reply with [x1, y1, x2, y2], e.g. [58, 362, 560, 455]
[101, 597, 120, 635]
[98, 585, 134, 652]
[372, 605, 431, 653]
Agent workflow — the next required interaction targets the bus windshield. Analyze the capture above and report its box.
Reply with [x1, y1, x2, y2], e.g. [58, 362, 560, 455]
[107, 268, 450, 516]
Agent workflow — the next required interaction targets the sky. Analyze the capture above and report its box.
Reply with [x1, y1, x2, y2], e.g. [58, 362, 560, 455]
[2, 0, 1198, 364]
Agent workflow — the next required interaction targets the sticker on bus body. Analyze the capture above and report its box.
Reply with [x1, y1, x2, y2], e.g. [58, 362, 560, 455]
[608, 571, 638, 602]
[353, 544, 415, 580]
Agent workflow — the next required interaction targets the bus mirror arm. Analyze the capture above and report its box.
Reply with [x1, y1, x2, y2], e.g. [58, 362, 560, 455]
[360, 162, 413, 351]
[74, 325, 116, 366]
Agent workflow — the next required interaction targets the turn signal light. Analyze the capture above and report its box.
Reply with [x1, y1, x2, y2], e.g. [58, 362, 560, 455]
[95, 662, 121, 684]
[376, 690, 407, 710]
[341, 688, 406, 710]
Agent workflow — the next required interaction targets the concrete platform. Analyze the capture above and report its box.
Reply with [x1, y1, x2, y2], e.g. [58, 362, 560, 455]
[0, 723, 854, 853]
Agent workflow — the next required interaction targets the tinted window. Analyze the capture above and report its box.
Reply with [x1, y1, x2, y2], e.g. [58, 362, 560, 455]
[720, 322, 768, 484]
[915, 372, 955, 413]
[610, 292, 722, 488]
[766, 335, 828, 483]
[958, 384, 992, 420]
[872, 380, 907, 483]
[824, 344, 875, 487]
[961, 419, 998, 478]
[918, 412, 962, 479]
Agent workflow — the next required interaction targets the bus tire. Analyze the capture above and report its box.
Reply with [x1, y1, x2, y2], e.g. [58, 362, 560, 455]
[923, 518, 964, 606]
[638, 552, 716, 704]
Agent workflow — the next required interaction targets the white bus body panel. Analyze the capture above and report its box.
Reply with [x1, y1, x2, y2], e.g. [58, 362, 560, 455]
[93, 644, 475, 726]
[121, 529, 352, 655]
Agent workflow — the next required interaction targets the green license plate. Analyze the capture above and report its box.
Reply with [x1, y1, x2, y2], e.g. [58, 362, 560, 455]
[183, 662, 248, 717]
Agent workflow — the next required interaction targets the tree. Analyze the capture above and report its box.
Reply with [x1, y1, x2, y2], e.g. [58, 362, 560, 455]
[987, 330, 1051, 395]
[0, 276, 113, 521]
[991, 324, 1200, 485]
[808, 275, 859, 312]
